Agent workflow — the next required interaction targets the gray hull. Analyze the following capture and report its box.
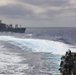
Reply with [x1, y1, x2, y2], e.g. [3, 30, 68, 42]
[0, 28, 26, 33]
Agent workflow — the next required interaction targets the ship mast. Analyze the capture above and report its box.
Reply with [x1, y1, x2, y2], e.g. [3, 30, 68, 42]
[0, 20, 2, 24]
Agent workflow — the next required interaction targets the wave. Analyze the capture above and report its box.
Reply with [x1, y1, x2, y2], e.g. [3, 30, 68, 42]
[0, 36, 75, 55]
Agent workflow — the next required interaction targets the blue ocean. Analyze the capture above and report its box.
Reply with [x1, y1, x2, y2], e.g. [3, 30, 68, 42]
[0, 27, 76, 75]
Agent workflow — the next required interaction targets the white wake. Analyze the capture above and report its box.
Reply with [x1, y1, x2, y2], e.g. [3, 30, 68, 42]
[0, 36, 75, 55]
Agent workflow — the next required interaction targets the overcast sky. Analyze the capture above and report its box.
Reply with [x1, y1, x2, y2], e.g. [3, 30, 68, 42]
[0, 0, 76, 27]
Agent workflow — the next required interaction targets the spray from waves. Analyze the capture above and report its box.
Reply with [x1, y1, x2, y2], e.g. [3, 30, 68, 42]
[0, 36, 75, 55]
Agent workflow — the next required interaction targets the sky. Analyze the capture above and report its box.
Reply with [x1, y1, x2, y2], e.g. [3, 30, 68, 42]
[0, 0, 76, 27]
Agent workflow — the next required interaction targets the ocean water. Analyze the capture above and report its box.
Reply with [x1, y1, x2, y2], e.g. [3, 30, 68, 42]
[0, 27, 76, 75]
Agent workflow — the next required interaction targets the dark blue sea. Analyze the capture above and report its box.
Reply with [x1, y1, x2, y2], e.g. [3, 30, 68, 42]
[0, 27, 76, 75]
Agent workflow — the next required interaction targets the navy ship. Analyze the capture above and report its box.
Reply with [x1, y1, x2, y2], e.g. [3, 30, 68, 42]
[0, 20, 26, 33]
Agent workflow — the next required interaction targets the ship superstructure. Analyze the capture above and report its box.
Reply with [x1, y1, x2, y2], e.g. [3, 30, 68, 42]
[0, 20, 26, 33]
